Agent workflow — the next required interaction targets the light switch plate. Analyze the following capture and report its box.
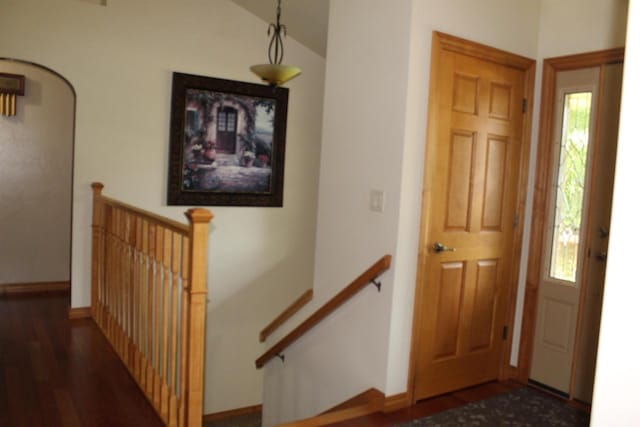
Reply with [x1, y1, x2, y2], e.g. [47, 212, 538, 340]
[370, 189, 385, 213]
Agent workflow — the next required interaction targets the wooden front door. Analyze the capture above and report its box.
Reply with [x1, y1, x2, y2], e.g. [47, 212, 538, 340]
[412, 33, 534, 400]
[216, 106, 238, 154]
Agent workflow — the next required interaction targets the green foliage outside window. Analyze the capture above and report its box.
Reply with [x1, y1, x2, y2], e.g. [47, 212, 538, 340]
[550, 92, 592, 282]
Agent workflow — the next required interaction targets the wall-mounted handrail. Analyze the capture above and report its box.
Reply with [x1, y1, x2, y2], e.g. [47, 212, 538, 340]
[255, 255, 392, 368]
[260, 288, 314, 343]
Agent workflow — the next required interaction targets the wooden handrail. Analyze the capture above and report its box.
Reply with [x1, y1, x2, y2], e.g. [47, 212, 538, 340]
[99, 194, 189, 234]
[255, 255, 392, 368]
[260, 288, 313, 342]
[90, 182, 213, 427]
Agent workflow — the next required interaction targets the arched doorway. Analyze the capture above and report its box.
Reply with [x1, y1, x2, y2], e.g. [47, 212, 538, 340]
[0, 59, 75, 296]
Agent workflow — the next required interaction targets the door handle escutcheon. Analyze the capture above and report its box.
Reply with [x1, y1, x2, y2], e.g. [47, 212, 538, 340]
[433, 242, 456, 253]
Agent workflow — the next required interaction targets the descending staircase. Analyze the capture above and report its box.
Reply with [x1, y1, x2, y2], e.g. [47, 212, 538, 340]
[88, 183, 399, 426]
[255, 256, 402, 426]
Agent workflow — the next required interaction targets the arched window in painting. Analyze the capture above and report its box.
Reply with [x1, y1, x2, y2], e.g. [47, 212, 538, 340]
[216, 106, 238, 154]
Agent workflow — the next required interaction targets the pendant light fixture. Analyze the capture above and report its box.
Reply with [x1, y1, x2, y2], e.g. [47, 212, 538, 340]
[250, 0, 301, 86]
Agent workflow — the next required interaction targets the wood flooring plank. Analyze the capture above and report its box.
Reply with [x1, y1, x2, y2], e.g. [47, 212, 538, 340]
[54, 389, 83, 427]
[6, 365, 32, 427]
[29, 341, 49, 382]
[33, 380, 64, 427]
[0, 366, 10, 426]
[0, 294, 164, 427]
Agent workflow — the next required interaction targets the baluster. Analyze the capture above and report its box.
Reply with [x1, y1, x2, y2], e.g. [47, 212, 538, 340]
[112, 208, 120, 354]
[139, 219, 149, 390]
[145, 222, 156, 397]
[169, 231, 181, 426]
[124, 210, 131, 366]
[106, 205, 115, 342]
[98, 204, 106, 327]
[178, 235, 189, 427]
[125, 210, 132, 362]
[133, 215, 142, 381]
[117, 208, 125, 358]
[128, 212, 136, 371]
[161, 228, 172, 422]
[153, 226, 164, 409]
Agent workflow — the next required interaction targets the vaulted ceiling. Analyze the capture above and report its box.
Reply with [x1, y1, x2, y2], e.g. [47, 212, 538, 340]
[231, 0, 329, 57]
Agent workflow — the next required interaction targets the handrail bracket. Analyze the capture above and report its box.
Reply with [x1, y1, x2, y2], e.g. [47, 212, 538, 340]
[370, 278, 382, 292]
[277, 353, 285, 363]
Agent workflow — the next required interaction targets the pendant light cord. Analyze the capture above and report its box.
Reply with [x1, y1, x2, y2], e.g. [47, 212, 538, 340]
[267, 0, 286, 65]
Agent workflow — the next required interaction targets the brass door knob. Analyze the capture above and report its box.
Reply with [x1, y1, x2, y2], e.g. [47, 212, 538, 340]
[433, 242, 456, 253]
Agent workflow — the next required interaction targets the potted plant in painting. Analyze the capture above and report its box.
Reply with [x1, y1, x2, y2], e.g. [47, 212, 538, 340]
[203, 141, 216, 163]
[242, 150, 256, 167]
[257, 154, 269, 168]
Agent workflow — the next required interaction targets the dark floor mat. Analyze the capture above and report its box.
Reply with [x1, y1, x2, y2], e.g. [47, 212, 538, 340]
[394, 387, 589, 427]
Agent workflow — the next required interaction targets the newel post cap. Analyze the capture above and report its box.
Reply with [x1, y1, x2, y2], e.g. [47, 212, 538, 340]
[91, 182, 104, 196]
[185, 208, 214, 224]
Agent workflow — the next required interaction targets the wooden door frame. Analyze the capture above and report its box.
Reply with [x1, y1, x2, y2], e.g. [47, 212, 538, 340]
[406, 32, 536, 404]
[514, 48, 625, 386]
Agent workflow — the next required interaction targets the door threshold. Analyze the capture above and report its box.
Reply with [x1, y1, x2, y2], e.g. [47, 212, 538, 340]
[527, 379, 569, 399]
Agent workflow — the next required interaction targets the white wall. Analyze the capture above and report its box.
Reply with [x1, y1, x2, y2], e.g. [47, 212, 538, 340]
[0, 0, 325, 414]
[263, 1, 412, 424]
[538, 0, 629, 58]
[263, 0, 541, 425]
[0, 60, 74, 285]
[591, 1, 640, 424]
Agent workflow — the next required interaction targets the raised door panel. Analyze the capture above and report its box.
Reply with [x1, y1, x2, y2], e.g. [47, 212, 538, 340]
[445, 132, 476, 231]
[432, 262, 466, 360]
[540, 298, 574, 352]
[481, 136, 508, 231]
[467, 260, 499, 353]
[452, 73, 479, 115]
[489, 82, 513, 120]
[530, 293, 576, 392]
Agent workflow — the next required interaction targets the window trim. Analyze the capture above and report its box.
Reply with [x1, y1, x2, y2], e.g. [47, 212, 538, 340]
[542, 85, 598, 288]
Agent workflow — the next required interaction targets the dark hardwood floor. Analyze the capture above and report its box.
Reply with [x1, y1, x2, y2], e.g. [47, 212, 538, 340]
[0, 293, 588, 427]
[0, 293, 163, 427]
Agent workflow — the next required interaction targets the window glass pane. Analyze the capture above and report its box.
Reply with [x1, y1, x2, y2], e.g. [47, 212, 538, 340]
[227, 112, 236, 131]
[549, 92, 592, 282]
[217, 112, 227, 131]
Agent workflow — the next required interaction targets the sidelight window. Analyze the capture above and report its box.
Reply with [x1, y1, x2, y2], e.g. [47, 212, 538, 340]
[549, 92, 592, 282]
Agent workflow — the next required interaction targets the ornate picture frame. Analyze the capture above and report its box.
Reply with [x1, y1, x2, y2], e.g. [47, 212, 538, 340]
[167, 72, 289, 207]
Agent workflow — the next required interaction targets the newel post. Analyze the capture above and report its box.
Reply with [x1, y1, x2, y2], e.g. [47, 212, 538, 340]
[184, 208, 213, 427]
[90, 182, 105, 320]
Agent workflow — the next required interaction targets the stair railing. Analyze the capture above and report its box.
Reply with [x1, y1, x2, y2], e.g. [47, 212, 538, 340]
[256, 254, 392, 368]
[90, 182, 212, 427]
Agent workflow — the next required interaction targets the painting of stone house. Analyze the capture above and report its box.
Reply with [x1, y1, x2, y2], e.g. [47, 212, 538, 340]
[182, 88, 276, 193]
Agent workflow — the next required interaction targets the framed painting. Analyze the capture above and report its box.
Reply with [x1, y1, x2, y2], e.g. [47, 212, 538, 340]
[167, 72, 289, 206]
